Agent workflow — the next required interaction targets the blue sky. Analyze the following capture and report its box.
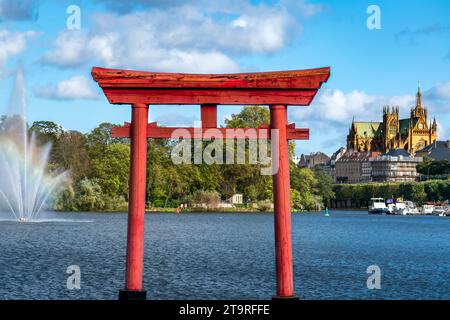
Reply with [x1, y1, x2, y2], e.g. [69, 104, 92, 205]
[0, 0, 449, 156]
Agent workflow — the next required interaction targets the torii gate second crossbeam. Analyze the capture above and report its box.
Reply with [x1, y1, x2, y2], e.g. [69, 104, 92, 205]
[91, 66, 330, 300]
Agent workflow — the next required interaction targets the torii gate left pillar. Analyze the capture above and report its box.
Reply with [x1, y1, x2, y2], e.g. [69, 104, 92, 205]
[92, 66, 330, 300]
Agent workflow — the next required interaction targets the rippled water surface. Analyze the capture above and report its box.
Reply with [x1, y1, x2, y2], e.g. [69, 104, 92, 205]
[0, 211, 449, 300]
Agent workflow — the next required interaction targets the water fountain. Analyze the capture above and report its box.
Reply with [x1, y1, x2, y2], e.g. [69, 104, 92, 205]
[0, 70, 68, 222]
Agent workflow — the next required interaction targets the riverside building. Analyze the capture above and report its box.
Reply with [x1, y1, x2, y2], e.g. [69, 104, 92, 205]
[370, 149, 422, 182]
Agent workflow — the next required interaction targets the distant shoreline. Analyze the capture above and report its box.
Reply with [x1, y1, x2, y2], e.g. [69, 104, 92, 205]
[53, 208, 369, 214]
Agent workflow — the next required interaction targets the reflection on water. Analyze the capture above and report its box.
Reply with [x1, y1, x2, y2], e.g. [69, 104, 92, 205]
[0, 210, 449, 300]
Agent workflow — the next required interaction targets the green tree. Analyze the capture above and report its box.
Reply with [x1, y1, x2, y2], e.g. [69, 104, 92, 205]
[30, 121, 64, 146]
[417, 158, 450, 176]
[291, 168, 319, 210]
[52, 131, 91, 182]
[313, 167, 335, 206]
[225, 105, 269, 128]
[53, 182, 77, 211]
[290, 188, 302, 210]
[399, 183, 427, 204]
[86, 122, 128, 159]
[223, 105, 273, 202]
[91, 143, 130, 198]
[75, 178, 105, 211]
[189, 190, 220, 210]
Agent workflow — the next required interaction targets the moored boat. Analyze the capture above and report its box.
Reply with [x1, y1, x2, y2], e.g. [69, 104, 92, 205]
[404, 201, 419, 215]
[433, 206, 447, 217]
[394, 201, 408, 215]
[421, 203, 435, 215]
[387, 203, 396, 215]
[368, 198, 388, 215]
[386, 198, 396, 214]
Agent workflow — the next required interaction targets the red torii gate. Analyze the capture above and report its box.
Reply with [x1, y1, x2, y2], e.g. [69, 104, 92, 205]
[91, 66, 330, 300]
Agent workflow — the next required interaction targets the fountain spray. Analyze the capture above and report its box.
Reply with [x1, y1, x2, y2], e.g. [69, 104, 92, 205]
[0, 69, 68, 222]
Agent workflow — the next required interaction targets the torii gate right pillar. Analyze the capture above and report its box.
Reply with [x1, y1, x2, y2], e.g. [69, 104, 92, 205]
[270, 104, 295, 298]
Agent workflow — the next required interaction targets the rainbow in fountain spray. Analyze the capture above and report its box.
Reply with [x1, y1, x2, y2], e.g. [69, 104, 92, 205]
[0, 70, 68, 222]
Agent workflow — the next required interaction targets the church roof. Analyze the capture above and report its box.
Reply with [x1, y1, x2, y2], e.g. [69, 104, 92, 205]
[418, 141, 448, 152]
[337, 150, 380, 162]
[429, 148, 450, 161]
[417, 141, 450, 161]
[353, 118, 416, 137]
[352, 121, 382, 138]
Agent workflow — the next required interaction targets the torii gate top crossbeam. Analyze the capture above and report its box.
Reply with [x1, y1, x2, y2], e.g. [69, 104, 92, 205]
[91, 67, 330, 105]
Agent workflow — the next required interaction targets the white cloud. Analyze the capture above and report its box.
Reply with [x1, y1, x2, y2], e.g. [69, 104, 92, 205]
[436, 120, 449, 140]
[280, 0, 323, 18]
[423, 82, 450, 140]
[0, 29, 37, 67]
[291, 88, 415, 124]
[35, 76, 99, 100]
[41, 3, 301, 73]
[41, 31, 115, 69]
[425, 82, 450, 100]
[94, 0, 197, 12]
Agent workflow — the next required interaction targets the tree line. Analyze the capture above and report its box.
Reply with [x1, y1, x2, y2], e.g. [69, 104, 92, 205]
[3, 106, 335, 212]
[417, 157, 450, 176]
[332, 180, 450, 207]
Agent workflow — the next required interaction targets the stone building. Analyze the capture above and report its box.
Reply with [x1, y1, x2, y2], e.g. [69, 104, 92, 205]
[230, 193, 243, 205]
[331, 147, 347, 163]
[298, 151, 330, 168]
[327, 147, 346, 182]
[335, 151, 380, 184]
[370, 149, 422, 182]
[347, 84, 437, 155]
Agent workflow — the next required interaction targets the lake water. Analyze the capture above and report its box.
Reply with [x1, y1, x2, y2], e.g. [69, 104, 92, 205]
[0, 210, 449, 300]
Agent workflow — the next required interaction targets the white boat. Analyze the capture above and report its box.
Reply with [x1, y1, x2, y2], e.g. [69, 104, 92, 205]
[387, 203, 395, 215]
[368, 198, 388, 215]
[394, 201, 408, 215]
[421, 204, 435, 215]
[405, 201, 419, 215]
[433, 206, 447, 217]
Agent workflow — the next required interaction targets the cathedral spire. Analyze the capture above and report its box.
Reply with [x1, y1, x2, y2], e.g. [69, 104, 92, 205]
[416, 81, 422, 110]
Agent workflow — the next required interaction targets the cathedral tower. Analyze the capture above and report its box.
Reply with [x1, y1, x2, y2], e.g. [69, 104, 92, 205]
[347, 83, 437, 154]
[383, 106, 400, 152]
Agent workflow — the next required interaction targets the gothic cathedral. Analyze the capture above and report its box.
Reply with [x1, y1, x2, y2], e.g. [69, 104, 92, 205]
[347, 84, 437, 155]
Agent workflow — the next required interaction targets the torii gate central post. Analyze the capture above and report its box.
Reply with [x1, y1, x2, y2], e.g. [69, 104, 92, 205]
[92, 66, 330, 300]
